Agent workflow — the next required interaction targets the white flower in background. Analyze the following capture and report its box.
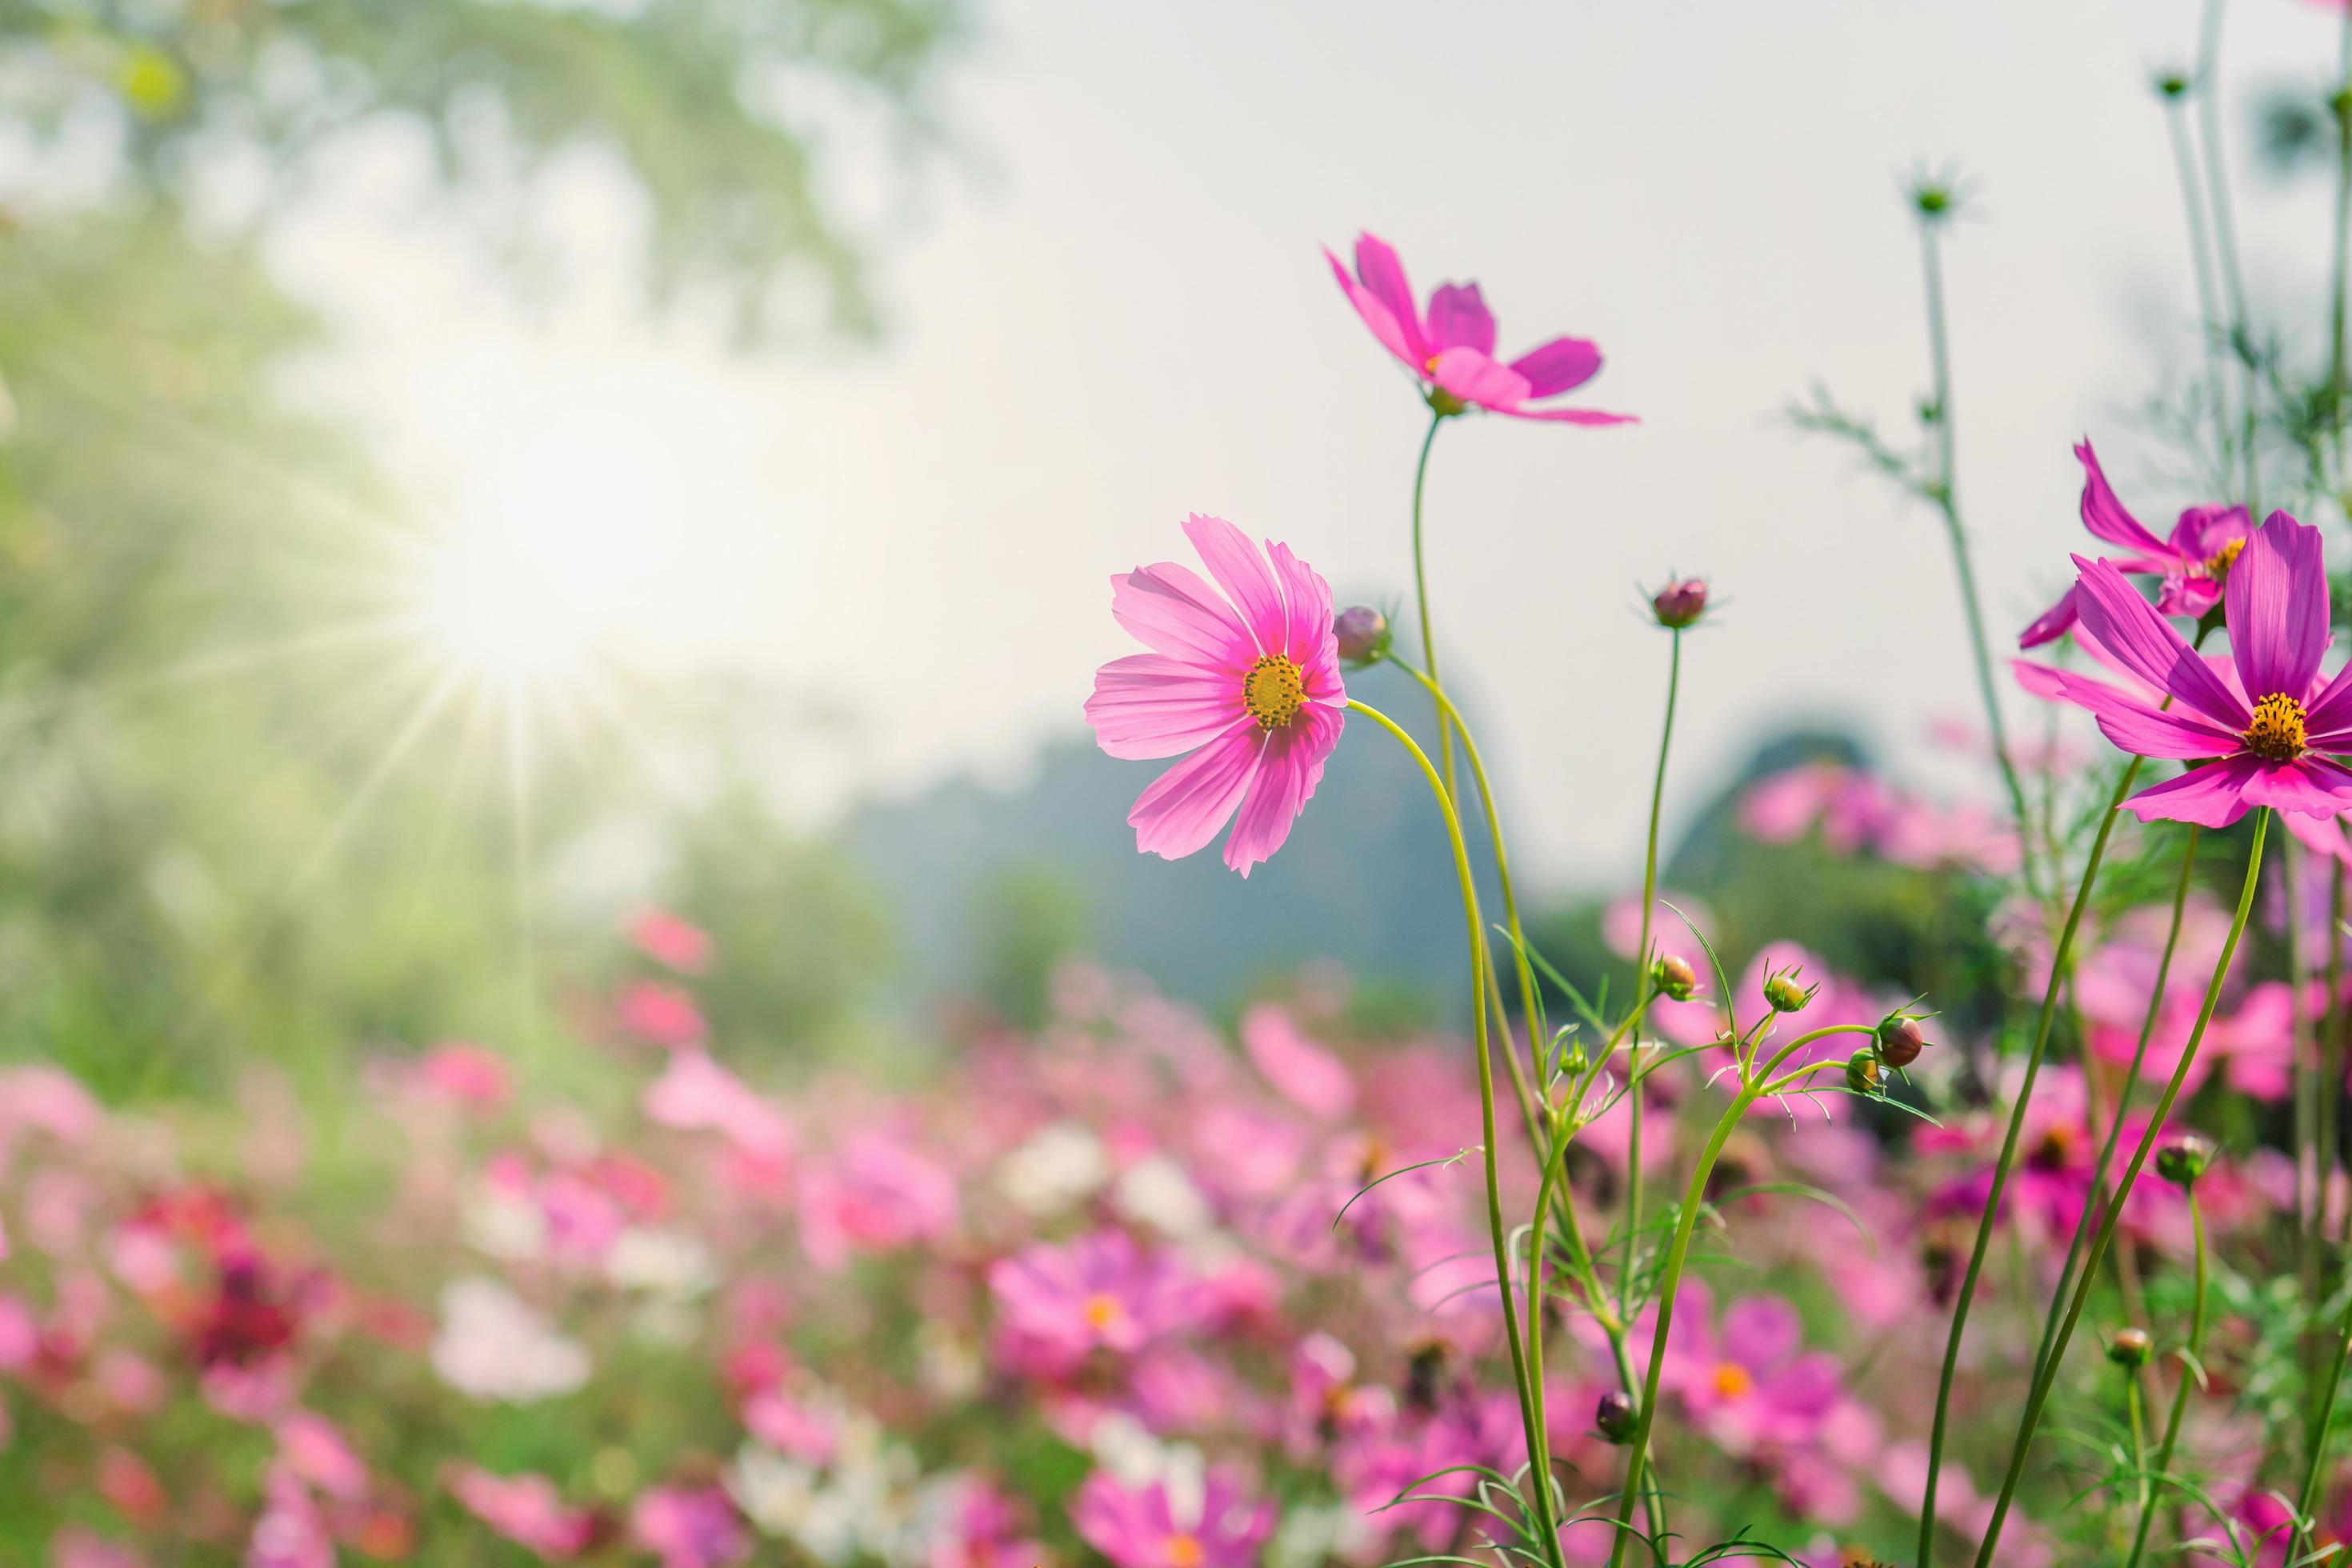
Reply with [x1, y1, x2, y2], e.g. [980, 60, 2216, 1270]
[1090, 1411, 1204, 1517]
[726, 1443, 822, 1538]
[1112, 1153, 1213, 1238]
[996, 1121, 1108, 1215]
[458, 1186, 547, 1262]
[605, 1226, 718, 1300]
[727, 1429, 927, 1566]
[430, 1277, 590, 1403]
[1267, 1500, 1371, 1568]
[914, 1321, 982, 1402]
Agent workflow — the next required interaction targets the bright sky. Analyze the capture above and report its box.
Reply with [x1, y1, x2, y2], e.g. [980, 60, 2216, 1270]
[273, 0, 2350, 886]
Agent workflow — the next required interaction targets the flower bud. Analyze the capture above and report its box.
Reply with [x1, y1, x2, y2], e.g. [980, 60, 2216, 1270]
[1594, 1390, 1637, 1444]
[2156, 1134, 2213, 1188]
[2106, 1327, 2152, 1369]
[1651, 954, 1698, 1003]
[1762, 966, 1814, 1014]
[1650, 577, 1708, 630]
[1843, 1048, 1882, 1095]
[1876, 1017, 1929, 1070]
[1333, 606, 1390, 666]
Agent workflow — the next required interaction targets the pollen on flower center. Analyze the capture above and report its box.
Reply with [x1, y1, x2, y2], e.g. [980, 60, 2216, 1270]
[1165, 1534, 1205, 1568]
[2201, 538, 2246, 578]
[2243, 693, 2309, 762]
[1082, 1293, 1126, 1333]
[1710, 1362, 1753, 1400]
[1242, 654, 1306, 731]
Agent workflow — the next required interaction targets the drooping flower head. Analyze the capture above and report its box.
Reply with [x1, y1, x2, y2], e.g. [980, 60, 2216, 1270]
[1324, 231, 1634, 426]
[2051, 513, 2352, 826]
[2018, 440, 2253, 647]
[1086, 516, 1347, 877]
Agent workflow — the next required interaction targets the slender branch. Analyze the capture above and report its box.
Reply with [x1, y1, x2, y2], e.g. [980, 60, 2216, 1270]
[1621, 629, 1684, 1321]
[1407, 414, 1458, 804]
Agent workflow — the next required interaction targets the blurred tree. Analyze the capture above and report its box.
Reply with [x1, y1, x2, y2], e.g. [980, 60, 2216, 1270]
[0, 0, 962, 1093]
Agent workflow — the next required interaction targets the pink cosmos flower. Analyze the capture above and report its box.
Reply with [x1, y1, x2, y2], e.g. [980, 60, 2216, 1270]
[1070, 1468, 1274, 1568]
[446, 1466, 600, 1559]
[2052, 515, 2352, 826]
[416, 1042, 512, 1110]
[1240, 1004, 1355, 1120]
[1649, 1281, 1842, 1455]
[2019, 440, 2253, 646]
[618, 981, 709, 1049]
[631, 1485, 750, 1568]
[1325, 232, 1633, 426]
[628, 907, 714, 974]
[796, 1131, 957, 1271]
[1085, 516, 1347, 877]
[988, 1228, 1196, 1374]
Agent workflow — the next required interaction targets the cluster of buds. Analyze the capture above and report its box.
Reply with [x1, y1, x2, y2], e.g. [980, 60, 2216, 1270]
[1842, 1010, 1934, 1100]
[1650, 954, 1698, 1003]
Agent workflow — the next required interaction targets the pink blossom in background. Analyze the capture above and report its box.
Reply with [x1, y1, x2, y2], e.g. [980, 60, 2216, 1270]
[274, 1411, 367, 1502]
[1740, 762, 1893, 853]
[245, 1466, 332, 1568]
[631, 1485, 750, 1568]
[629, 907, 716, 974]
[2018, 439, 2251, 647]
[1084, 515, 1347, 877]
[990, 1228, 1197, 1374]
[1602, 890, 1713, 962]
[1648, 1281, 1842, 1456]
[95, 1447, 167, 1528]
[446, 1466, 600, 1558]
[1324, 230, 1633, 426]
[1240, 1004, 1356, 1119]
[52, 1530, 146, 1568]
[796, 1131, 958, 1270]
[643, 1051, 794, 1164]
[929, 1476, 1048, 1568]
[415, 1042, 512, 1110]
[1070, 1468, 1274, 1568]
[618, 980, 710, 1049]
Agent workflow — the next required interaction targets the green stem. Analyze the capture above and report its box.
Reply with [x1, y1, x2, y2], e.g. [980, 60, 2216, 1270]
[1348, 698, 1560, 1565]
[1602, 1023, 1879, 1568]
[1552, 1170, 1667, 1540]
[2326, 859, 2346, 1255]
[1972, 810, 2271, 1568]
[1917, 214, 2040, 905]
[1918, 754, 2146, 1565]
[2029, 826, 2202, 1389]
[1621, 630, 1684, 1319]
[1407, 414, 1458, 806]
[2196, 0, 2260, 513]
[2292, 1236, 2352, 1562]
[2124, 1192, 2207, 1568]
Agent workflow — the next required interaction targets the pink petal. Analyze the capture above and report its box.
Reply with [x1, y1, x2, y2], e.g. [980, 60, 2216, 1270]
[2224, 512, 2328, 701]
[2168, 503, 2253, 562]
[2012, 657, 2068, 702]
[1721, 1296, 1801, 1368]
[2152, 574, 2223, 620]
[1502, 405, 1639, 426]
[1264, 538, 1338, 681]
[2018, 586, 2079, 650]
[1430, 347, 1533, 410]
[1425, 282, 1496, 357]
[2050, 670, 2241, 758]
[1182, 514, 1283, 654]
[1222, 706, 1342, 877]
[1509, 336, 1602, 398]
[2071, 556, 2249, 730]
[1130, 723, 1263, 862]
[2301, 658, 2352, 741]
[1325, 248, 1420, 371]
[1086, 654, 1243, 760]
[1351, 233, 1429, 361]
[2242, 756, 2352, 818]
[2074, 440, 2172, 557]
[2118, 755, 2262, 827]
[2283, 809, 2352, 862]
[1110, 564, 1254, 671]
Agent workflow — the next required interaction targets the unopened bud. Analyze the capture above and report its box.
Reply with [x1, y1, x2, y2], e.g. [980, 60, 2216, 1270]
[1651, 954, 1698, 1002]
[2156, 1134, 2212, 1188]
[1843, 1048, 1882, 1095]
[1594, 1390, 1637, 1443]
[2106, 1327, 2152, 1369]
[1762, 967, 1814, 1014]
[1650, 577, 1708, 630]
[1876, 1017, 1929, 1069]
[1333, 606, 1390, 665]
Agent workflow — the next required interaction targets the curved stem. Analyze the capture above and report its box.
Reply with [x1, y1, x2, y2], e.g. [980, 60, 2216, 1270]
[1972, 810, 2271, 1568]
[1551, 1166, 1666, 1539]
[1619, 630, 1682, 1322]
[2124, 1192, 2207, 1568]
[2029, 826, 2203, 1387]
[1601, 1022, 1878, 1568]
[1407, 414, 1458, 806]
[1918, 754, 2146, 1565]
[2292, 1238, 2352, 1562]
[1348, 698, 1559, 1564]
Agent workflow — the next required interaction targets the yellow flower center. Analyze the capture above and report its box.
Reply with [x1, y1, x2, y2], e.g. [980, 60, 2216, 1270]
[1082, 1293, 1126, 1333]
[1242, 654, 1306, 731]
[1165, 1534, 1204, 1568]
[1710, 1362, 1754, 1400]
[2243, 692, 2309, 762]
[2200, 538, 2246, 578]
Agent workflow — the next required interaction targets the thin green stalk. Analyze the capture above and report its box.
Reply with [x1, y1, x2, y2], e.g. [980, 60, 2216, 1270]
[2124, 1191, 2208, 1568]
[2126, 1366, 2148, 1534]
[2196, 0, 2260, 512]
[1406, 414, 1458, 805]
[2326, 859, 2346, 1253]
[1973, 810, 2273, 1568]
[2030, 827, 2204, 1388]
[1552, 1170, 1667, 1541]
[1917, 214, 2041, 906]
[1348, 698, 1560, 1566]
[2164, 94, 2233, 485]
[2294, 842, 2322, 1339]
[2291, 1245, 2352, 1561]
[1602, 1022, 1879, 1568]
[1918, 754, 2146, 1564]
[1621, 629, 1684, 1319]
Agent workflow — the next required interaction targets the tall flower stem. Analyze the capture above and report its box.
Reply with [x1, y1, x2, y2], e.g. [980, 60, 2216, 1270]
[2164, 90, 2233, 485]
[1407, 413, 1459, 805]
[2326, 859, 2346, 1253]
[1602, 1022, 1880, 1568]
[1916, 210, 2040, 906]
[1917, 754, 2146, 1564]
[1972, 810, 2272, 1568]
[1621, 627, 1684, 1318]
[2292, 842, 2322, 1357]
[1348, 698, 1560, 1565]
[2123, 1188, 2208, 1568]
[2196, 0, 2260, 511]
[1552, 1172, 1667, 1540]
[2029, 826, 2203, 1387]
[2291, 1240, 2352, 1561]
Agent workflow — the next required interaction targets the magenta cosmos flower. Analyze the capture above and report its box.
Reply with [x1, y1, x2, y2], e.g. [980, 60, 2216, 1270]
[2019, 440, 2253, 647]
[1324, 231, 1634, 426]
[2052, 514, 2352, 826]
[1071, 1468, 1274, 1568]
[1086, 515, 1347, 877]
